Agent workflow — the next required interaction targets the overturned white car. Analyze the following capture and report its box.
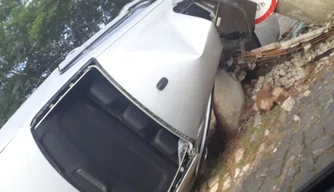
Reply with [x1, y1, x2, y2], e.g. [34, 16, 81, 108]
[0, 0, 265, 191]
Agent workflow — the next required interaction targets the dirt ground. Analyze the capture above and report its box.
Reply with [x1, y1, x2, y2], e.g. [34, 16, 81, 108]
[197, 22, 334, 192]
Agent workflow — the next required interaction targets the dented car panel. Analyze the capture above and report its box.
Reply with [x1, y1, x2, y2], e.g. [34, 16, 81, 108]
[96, 0, 222, 140]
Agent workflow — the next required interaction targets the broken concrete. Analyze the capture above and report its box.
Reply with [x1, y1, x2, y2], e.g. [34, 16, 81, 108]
[281, 97, 296, 112]
[256, 84, 274, 112]
[271, 86, 289, 105]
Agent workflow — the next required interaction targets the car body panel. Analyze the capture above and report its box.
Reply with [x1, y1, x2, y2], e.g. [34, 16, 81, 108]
[176, 155, 200, 192]
[96, 0, 222, 140]
[0, 128, 79, 192]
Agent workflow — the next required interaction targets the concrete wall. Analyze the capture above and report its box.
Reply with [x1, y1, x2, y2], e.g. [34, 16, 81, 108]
[276, 0, 334, 23]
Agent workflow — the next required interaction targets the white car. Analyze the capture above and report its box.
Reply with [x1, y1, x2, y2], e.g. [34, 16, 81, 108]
[0, 0, 268, 191]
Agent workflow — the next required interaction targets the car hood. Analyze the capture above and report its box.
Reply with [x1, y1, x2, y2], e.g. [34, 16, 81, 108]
[0, 127, 78, 192]
[96, 0, 222, 141]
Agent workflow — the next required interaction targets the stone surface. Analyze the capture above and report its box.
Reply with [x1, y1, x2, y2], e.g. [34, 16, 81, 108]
[324, 118, 334, 133]
[315, 153, 334, 171]
[290, 144, 304, 156]
[286, 155, 296, 165]
[281, 97, 296, 112]
[248, 177, 264, 192]
[299, 107, 319, 130]
[274, 135, 292, 160]
[291, 172, 314, 191]
[290, 131, 304, 146]
[255, 160, 271, 179]
[311, 136, 334, 156]
[268, 159, 284, 177]
[317, 94, 332, 105]
[259, 178, 280, 192]
[234, 178, 243, 192]
[214, 69, 245, 137]
[305, 124, 324, 143]
[280, 120, 296, 133]
[301, 157, 314, 173]
[279, 166, 300, 191]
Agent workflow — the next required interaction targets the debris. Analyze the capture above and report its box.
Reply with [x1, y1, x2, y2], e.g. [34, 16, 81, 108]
[210, 183, 219, 192]
[252, 103, 259, 111]
[254, 76, 265, 91]
[233, 23, 334, 66]
[293, 115, 301, 121]
[303, 43, 312, 51]
[257, 143, 266, 155]
[235, 149, 245, 163]
[296, 85, 310, 92]
[303, 90, 311, 97]
[253, 112, 262, 127]
[271, 86, 290, 105]
[222, 177, 231, 191]
[251, 95, 257, 101]
[252, 25, 333, 54]
[281, 97, 296, 111]
[265, 129, 270, 136]
[292, 22, 306, 39]
[250, 133, 257, 143]
[242, 164, 250, 173]
[226, 58, 234, 67]
[248, 63, 256, 70]
[208, 175, 219, 188]
[279, 69, 287, 76]
[256, 84, 274, 112]
[234, 168, 241, 179]
[250, 79, 258, 88]
[294, 67, 307, 80]
[238, 71, 247, 82]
